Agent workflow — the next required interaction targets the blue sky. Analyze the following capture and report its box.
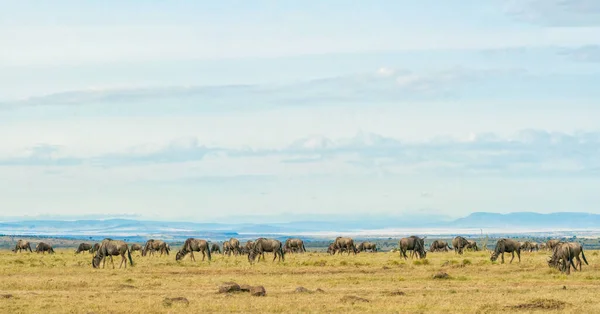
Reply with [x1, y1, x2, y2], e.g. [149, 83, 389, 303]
[1, 0, 600, 221]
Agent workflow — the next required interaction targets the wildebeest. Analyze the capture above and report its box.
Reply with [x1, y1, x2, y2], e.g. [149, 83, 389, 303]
[357, 241, 377, 253]
[429, 240, 451, 252]
[142, 239, 170, 257]
[539, 243, 547, 250]
[130, 244, 143, 253]
[490, 238, 521, 264]
[452, 236, 470, 254]
[327, 242, 336, 255]
[466, 240, 479, 251]
[248, 238, 284, 263]
[284, 238, 306, 254]
[559, 242, 588, 271]
[334, 237, 357, 255]
[399, 236, 426, 259]
[35, 242, 55, 254]
[526, 242, 539, 252]
[92, 239, 133, 269]
[548, 242, 579, 274]
[90, 243, 100, 254]
[13, 240, 32, 253]
[225, 238, 241, 256]
[75, 243, 92, 254]
[546, 239, 561, 250]
[175, 238, 211, 262]
[210, 243, 221, 254]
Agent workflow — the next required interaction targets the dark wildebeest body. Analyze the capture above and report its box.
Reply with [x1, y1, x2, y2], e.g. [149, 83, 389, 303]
[92, 239, 133, 269]
[548, 242, 580, 274]
[13, 240, 32, 253]
[75, 243, 92, 254]
[228, 238, 241, 256]
[248, 238, 284, 263]
[452, 236, 469, 254]
[334, 237, 357, 255]
[399, 236, 426, 259]
[142, 239, 169, 257]
[285, 238, 306, 254]
[210, 243, 221, 254]
[466, 240, 479, 251]
[130, 244, 142, 254]
[490, 238, 521, 264]
[429, 240, 451, 252]
[357, 241, 377, 253]
[35, 242, 55, 254]
[549, 242, 588, 273]
[175, 238, 211, 262]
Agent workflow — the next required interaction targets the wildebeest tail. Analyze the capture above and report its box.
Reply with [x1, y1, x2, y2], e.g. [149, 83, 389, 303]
[581, 246, 589, 265]
[165, 244, 170, 256]
[127, 248, 134, 266]
[206, 243, 212, 261]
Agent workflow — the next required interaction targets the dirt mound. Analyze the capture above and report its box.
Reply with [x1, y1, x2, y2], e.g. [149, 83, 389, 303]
[509, 298, 568, 310]
[250, 286, 266, 297]
[219, 282, 241, 293]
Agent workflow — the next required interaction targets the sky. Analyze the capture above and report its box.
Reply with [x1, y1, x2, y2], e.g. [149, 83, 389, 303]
[1, 0, 600, 221]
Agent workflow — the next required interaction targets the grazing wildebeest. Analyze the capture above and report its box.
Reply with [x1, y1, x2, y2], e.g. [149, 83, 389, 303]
[452, 236, 470, 254]
[90, 243, 100, 254]
[175, 238, 211, 262]
[357, 241, 377, 253]
[210, 243, 221, 254]
[75, 243, 92, 254]
[130, 244, 142, 254]
[490, 238, 521, 264]
[548, 242, 579, 274]
[35, 242, 55, 254]
[334, 237, 357, 255]
[223, 241, 232, 255]
[546, 239, 560, 250]
[248, 238, 284, 263]
[527, 242, 539, 252]
[92, 239, 133, 269]
[13, 240, 32, 253]
[327, 243, 336, 255]
[539, 243, 547, 251]
[399, 236, 426, 259]
[429, 240, 451, 252]
[285, 238, 306, 254]
[142, 239, 170, 257]
[549, 242, 588, 272]
[466, 240, 479, 251]
[228, 238, 241, 256]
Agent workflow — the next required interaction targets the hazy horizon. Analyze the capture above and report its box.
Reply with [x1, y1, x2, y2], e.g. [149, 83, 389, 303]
[2, 1, 600, 220]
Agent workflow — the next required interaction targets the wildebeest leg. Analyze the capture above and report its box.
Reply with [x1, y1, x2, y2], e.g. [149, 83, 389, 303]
[509, 252, 515, 264]
[190, 251, 196, 262]
[202, 251, 205, 261]
[575, 256, 582, 271]
[517, 251, 521, 263]
[501, 252, 505, 264]
[110, 256, 115, 269]
[273, 252, 277, 262]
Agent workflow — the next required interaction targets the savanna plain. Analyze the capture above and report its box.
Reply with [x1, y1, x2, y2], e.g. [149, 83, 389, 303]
[1, 249, 600, 313]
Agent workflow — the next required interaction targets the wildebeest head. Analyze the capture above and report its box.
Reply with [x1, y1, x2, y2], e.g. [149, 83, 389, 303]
[248, 250, 258, 263]
[92, 256, 101, 268]
[490, 251, 499, 262]
[175, 250, 185, 261]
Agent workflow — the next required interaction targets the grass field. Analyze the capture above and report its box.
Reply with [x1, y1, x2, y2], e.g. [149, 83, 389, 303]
[1, 249, 599, 313]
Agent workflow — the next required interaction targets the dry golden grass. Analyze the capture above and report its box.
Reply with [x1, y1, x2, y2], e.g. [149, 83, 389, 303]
[1, 249, 600, 313]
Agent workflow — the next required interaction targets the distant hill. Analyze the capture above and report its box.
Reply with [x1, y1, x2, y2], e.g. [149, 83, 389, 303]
[1, 212, 599, 240]
[450, 212, 600, 229]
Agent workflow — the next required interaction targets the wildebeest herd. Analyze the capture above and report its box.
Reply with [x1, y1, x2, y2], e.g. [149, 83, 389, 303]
[9, 236, 589, 275]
